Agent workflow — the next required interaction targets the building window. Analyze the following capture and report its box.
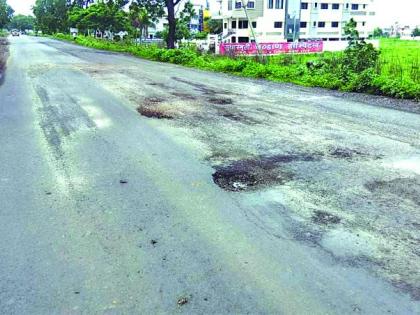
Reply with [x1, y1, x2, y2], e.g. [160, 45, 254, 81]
[301, 2, 308, 9]
[228, 0, 232, 10]
[318, 21, 325, 28]
[274, 21, 283, 28]
[247, 1, 255, 8]
[332, 21, 339, 28]
[314, 2, 318, 8]
[300, 21, 307, 28]
[268, 0, 273, 9]
[351, 4, 358, 10]
[224, 23, 227, 29]
[238, 20, 249, 29]
[238, 37, 249, 43]
[232, 21, 237, 28]
[231, 36, 236, 43]
[321, 3, 328, 9]
[346, 3, 349, 9]
[363, 4, 366, 9]
[235, 2, 242, 9]
[275, 0, 284, 9]
[313, 21, 317, 27]
[332, 3, 339, 9]
[252, 21, 257, 28]
[362, 22, 366, 26]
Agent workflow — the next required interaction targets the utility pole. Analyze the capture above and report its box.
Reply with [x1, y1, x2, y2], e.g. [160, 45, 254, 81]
[240, 0, 263, 59]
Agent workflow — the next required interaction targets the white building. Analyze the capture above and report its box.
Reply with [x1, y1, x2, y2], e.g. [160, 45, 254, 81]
[217, 0, 375, 43]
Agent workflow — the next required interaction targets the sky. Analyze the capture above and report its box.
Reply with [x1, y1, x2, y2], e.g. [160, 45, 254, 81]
[7, 0, 420, 28]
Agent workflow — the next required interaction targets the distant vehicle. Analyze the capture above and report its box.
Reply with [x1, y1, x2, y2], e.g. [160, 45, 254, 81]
[11, 30, 20, 37]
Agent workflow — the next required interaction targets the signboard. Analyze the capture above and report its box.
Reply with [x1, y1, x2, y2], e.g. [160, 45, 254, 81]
[219, 41, 323, 55]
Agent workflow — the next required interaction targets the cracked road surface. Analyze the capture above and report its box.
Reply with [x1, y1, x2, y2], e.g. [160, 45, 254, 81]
[1, 36, 419, 314]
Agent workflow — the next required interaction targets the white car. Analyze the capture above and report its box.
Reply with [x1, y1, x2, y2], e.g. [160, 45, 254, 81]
[11, 30, 20, 37]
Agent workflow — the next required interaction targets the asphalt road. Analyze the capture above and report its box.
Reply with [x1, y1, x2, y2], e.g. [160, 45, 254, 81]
[0, 36, 419, 314]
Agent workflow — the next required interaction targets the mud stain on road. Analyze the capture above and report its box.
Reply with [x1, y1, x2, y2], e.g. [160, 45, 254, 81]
[365, 177, 420, 206]
[171, 92, 197, 100]
[207, 97, 233, 105]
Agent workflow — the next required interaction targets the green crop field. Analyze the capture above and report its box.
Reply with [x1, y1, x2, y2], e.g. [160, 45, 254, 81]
[379, 38, 420, 84]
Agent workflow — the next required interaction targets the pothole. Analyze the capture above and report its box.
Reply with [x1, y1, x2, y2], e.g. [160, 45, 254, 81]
[212, 154, 317, 191]
[137, 107, 174, 119]
[311, 210, 341, 225]
[330, 148, 364, 159]
[207, 97, 233, 105]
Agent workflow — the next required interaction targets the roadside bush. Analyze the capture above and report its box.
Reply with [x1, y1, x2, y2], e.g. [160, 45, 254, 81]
[373, 76, 420, 99]
[343, 41, 380, 73]
[341, 68, 379, 93]
[242, 63, 272, 78]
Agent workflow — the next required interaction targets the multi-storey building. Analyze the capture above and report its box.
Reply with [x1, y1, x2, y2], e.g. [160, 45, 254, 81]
[218, 0, 375, 43]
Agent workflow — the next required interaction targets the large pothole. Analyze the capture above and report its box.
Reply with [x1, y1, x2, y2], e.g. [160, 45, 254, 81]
[212, 154, 317, 191]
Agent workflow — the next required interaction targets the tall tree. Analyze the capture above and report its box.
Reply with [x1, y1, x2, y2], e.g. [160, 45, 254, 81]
[412, 27, 420, 37]
[68, 0, 129, 34]
[0, 0, 14, 29]
[33, 0, 68, 34]
[9, 15, 36, 30]
[343, 18, 359, 48]
[165, 0, 182, 48]
[129, 0, 164, 40]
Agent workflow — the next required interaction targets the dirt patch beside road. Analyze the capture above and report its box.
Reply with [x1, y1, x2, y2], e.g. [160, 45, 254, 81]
[0, 37, 9, 85]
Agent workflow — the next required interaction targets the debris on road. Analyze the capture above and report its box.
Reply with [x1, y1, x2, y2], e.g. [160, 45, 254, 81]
[177, 296, 189, 306]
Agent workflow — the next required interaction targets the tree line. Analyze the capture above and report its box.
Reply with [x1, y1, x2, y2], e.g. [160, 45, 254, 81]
[31, 0, 221, 48]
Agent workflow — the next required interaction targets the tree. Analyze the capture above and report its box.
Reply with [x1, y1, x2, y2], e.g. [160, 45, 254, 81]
[68, 0, 129, 35]
[342, 18, 379, 74]
[33, 0, 68, 34]
[207, 18, 222, 34]
[412, 27, 420, 37]
[165, 0, 182, 48]
[66, 0, 94, 9]
[129, 0, 164, 40]
[161, 1, 195, 44]
[9, 15, 36, 31]
[0, 0, 14, 29]
[343, 18, 359, 48]
[373, 27, 383, 38]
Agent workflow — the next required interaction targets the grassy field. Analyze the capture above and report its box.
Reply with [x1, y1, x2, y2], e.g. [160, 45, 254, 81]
[378, 38, 420, 84]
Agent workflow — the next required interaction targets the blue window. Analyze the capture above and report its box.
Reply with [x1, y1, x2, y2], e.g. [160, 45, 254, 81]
[352, 4, 359, 10]
[332, 3, 339, 9]
[247, 1, 255, 8]
[321, 3, 328, 9]
[235, 2, 242, 9]
[268, 0, 274, 9]
[301, 2, 308, 9]
[275, 0, 284, 9]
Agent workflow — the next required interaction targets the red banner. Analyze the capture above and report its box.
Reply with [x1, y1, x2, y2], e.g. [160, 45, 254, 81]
[219, 41, 323, 55]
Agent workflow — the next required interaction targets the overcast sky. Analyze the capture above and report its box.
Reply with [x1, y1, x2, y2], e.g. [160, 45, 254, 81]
[7, 0, 420, 27]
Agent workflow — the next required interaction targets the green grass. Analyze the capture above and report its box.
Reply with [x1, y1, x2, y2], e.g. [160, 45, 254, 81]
[52, 34, 420, 100]
[378, 38, 420, 83]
